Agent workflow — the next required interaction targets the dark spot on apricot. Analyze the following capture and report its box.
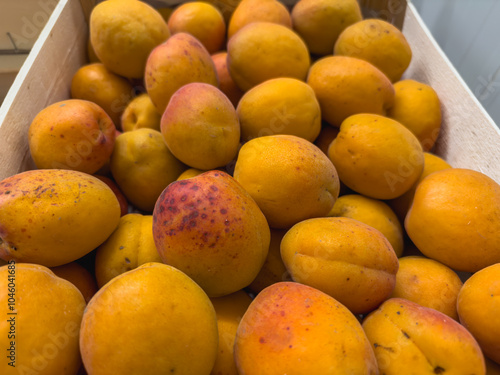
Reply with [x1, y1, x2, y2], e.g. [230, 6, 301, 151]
[119, 246, 124, 250]
[179, 181, 188, 185]
[190, 185, 199, 190]
[259, 337, 265, 344]
[210, 185, 218, 192]
[201, 214, 207, 219]
[220, 208, 227, 214]
[434, 366, 445, 374]
[190, 220, 196, 227]
[159, 206, 165, 213]
[169, 198, 175, 204]
[181, 195, 187, 201]
[124, 257, 131, 264]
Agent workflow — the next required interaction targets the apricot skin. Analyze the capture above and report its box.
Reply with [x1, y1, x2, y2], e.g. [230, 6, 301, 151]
[235, 282, 379, 375]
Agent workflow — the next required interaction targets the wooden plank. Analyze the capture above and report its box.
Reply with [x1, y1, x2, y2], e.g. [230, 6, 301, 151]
[79, 0, 97, 22]
[402, 4, 500, 183]
[0, 0, 88, 180]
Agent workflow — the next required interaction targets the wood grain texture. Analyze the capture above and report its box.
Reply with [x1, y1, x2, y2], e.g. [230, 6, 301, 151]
[402, 4, 500, 183]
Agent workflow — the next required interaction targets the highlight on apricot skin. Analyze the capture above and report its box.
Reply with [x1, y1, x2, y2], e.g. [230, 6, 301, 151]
[234, 282, 379, 375]
[390, 256, 463, 320]
[280, 217, 399, 314]
[457, 263, 500, 364]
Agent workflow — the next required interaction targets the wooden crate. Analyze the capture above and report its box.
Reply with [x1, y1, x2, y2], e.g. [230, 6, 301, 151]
[0, 0, 499, 183]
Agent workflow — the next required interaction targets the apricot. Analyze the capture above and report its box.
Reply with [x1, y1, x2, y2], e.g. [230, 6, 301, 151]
[177, 168, 205, 181]
[486, 358, 500, 374]
[363, 298, 486, 374]
[145, 33, 218, 114]
[328, 194, 404, 257]
[388, 152, 451, 222]
[335, 19, 412, 82]
[314, 124, 339, 154]
[227, 22, 310, 92]
[80, 262, 218, 374]
[90, 0, 170, 78]
[405, 168, 500, 272]
[233, 134, 339, 228]
[307, 56, 394, 127]
[328, 113, 424, 200]
[292, 0, 362, 56]
[457, 263, 500, 364]
[71, 63, 134, 127]
[110, 128, 186, 212]
[95, 213, 161, 287]
[227, 0, 292, 39]
[168, 2, 226, 54]
[0, 263, 85, 375]
[161, 83, 240, 170]
[152, 171, 270, 297]
[248, 228, 291, 294]
[391, 256, 463, 320]
[94, 174, 129, 216]
[120, 93, 162, 132]
[28, 99, 116, 174]
[388, 79, 442, 151]
[0, 169, 120, 267]
[50, 262, 98, 303]
[211, 52, 244, 107]
[281, 217, 398, 314]
[210, 291, 252, 375]
[234, 282, 378, 374]
[237, 77, 321, 142]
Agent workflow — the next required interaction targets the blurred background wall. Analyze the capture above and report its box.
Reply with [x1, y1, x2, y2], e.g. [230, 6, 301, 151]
[412, 0, 500, 126]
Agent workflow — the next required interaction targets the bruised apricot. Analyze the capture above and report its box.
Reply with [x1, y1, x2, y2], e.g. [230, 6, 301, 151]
[152, 171, 270, 297]
[363, 298, 486, 375]
[0, 169, 120, 267]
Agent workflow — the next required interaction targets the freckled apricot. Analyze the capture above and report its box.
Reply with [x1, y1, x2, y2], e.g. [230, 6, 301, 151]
[152, 170, 270, 297]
